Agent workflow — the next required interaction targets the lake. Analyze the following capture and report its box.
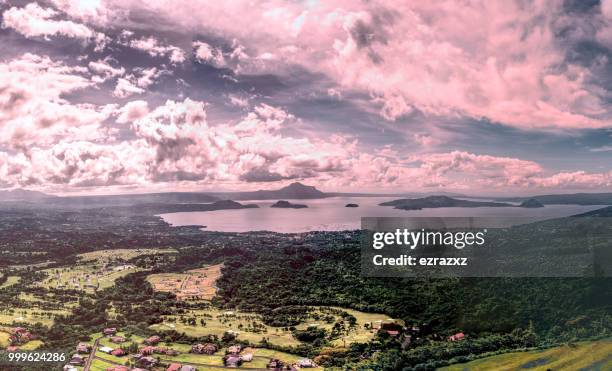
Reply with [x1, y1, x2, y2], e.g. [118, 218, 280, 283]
[158, 197, 607, 233]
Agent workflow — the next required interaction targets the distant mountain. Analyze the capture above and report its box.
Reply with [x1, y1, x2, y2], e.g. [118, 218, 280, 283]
[270, 200, 308, 209]
[43, 192, 219, 207]
[496, 192, 612, 205]
[223, 182, 326, 200]
[519, 198, 544, 208]
[100, 199, 258, 215]
[380, 196, 513, 210]
[0, 189, 55, 201]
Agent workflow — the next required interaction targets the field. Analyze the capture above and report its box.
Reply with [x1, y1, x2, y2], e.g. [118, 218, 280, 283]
[77, 248, 177, 262]
[0, 331, 10, 347]
[0, 307, 69, 327]
[36, 248, 176, 293]
[147, 263, 222, 301]
[0, 276, 20, 289]
[441, 339, 612, 371]
[150, 306, 398, 348]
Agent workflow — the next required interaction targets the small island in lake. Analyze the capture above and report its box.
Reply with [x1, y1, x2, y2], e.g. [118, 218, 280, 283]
[270, 200, 308, 209]
[379, 195, 513, 210]
[519, 198, 545, 208]
[345, 203, 359, 208]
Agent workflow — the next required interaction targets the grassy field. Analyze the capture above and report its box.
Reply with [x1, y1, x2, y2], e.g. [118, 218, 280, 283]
[0, 276, 21, 289]
[0, 307, 68, 327]
[147, 263, 222, 301]
[0, 331, 10, 347]
[150, 306, 398, 348]
[441, 339, 612, 371]
[77, 248, 177, 262]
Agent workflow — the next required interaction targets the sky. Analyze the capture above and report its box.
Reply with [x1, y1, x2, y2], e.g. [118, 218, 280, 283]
[0, 0, 611, 196]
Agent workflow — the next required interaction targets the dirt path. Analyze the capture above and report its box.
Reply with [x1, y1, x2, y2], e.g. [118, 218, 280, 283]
[83, 336, 102, 371]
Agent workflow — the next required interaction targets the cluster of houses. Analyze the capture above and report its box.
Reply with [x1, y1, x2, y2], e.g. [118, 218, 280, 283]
[6, 326, 35, 349]
[65, 327, 318, 371]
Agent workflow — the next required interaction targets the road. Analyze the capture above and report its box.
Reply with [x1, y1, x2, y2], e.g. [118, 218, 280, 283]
[83, 336, 102, 371]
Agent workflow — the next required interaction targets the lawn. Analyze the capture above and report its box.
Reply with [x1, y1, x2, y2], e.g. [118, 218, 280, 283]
[149, 308, 301, 347]
[150, 306, 398, 349]
[147, 263, 222, 301]
[0, 307, 68, 326]
[440, 339, 612, 371]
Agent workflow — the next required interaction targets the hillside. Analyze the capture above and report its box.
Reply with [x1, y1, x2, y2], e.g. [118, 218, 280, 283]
[220, 182, 327, 200]
[440, 339, 612, 371]
[497, 192, 612, 205]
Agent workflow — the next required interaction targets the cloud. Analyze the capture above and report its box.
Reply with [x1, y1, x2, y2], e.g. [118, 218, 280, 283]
[113, 67, 166, 98]
[83, 0, 612, 130]
[116, 100, 149, 123]
[0, 53, 115, 152]
[89, 57, 125, 83]
[127, 36, 185, 64]
[2, 2, 109, 50]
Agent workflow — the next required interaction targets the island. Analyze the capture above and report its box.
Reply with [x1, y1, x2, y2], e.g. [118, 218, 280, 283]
[345, 203, 359, 208]
[379, 195, 513, 210]
[519, 198, 545, 208]
[270, 200, 308, 209]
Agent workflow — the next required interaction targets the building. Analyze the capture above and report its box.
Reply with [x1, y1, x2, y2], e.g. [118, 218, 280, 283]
[76, 343, 91, 354]
[111, 348, 126, 357]
[136, 356, 158, 368]
[224, 354, 242, 367]
[267, 358, 284, 369]
[99, 346, 114, 354]
[105, 367, 129, 371]
[240, 353, 253, 362]
[140, 345, 155, 355]
[103, 328, 117, 336]
[166, 364, 181, 371]
[63, 365, 78, 371]
[227, 345, 242, 354]
[180, 366, 197, 371]
[191, 343, 217, 354]
[296, 358, 317, 368]
[110, 336, 126, 343]
[144, 335, 161, 345]
[68, 354, 84, 366]
[448, 332, 465, 341]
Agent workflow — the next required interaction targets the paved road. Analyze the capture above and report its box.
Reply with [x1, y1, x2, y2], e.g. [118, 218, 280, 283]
[83, 336, 102, 371]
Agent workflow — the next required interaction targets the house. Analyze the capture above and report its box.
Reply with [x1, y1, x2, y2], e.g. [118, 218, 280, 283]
[136, 356, 158, 368]
[105, 367, 129, 371]
[140, 345, 155, 355]
[386, 330, 399, 336]
[267, 358, 284, 369]
[448, 332, 465, 341]
[296, 358, 317, 368]
[240, 353, 253, 362]
[166, 364, 182, 371]
[191, 343, 217, 354]
[180, 366, 197, 371]
[144, 335, 161, 345]
[224, 354, 242, 367]
[63, 365, 78, 371]
[76, 343, 91, 354]
[110, 336, 126, 343]
[103, 328, 117, 336]
[99, 346, 114, 354]
[6, 346, 19, 352]
[227, 344, 242, 354]
[69, 354, 84, 366]
[111, 348, 126, 357]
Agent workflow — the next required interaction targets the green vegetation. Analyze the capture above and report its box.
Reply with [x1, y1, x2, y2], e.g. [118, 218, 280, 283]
[0, 276, 20, 289]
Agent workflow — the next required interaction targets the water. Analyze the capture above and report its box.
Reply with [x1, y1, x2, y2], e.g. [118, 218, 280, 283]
[158, 197, 607, 233]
